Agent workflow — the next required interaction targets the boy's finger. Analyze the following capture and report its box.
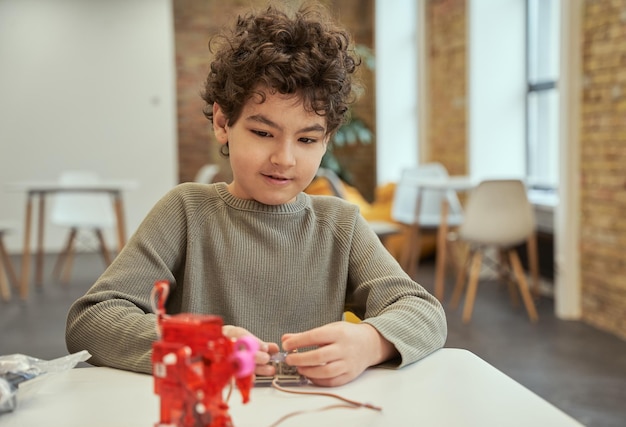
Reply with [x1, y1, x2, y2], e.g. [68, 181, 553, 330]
[255, 364, 275, 377]
[281, 326, 333, 351]
[266, 342, 280, 354]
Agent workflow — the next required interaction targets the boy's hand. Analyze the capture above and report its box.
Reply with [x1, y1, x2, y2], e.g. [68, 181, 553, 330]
[281, 322, 398, 387]
[222, 325, 280, 377]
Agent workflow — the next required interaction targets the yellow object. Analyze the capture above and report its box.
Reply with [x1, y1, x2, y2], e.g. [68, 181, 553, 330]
[305, 176, 435, 261]
[343, 311, 361, 324]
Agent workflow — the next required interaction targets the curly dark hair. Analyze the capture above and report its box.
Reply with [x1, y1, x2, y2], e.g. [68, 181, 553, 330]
[201, 4, 360, 137]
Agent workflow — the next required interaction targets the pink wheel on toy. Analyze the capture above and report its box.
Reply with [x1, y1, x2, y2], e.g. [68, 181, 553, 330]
[232, 335, 259, 377]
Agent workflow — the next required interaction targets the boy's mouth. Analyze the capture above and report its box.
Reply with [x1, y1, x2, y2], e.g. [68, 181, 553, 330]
[263, 173, 290, 182]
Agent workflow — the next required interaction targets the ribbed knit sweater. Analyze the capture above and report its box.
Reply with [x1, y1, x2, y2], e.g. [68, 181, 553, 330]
[65, 182, 447, 374]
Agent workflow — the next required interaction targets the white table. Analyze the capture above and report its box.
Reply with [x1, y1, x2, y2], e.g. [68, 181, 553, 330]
[6, 180, 137, 299]
[2, 348, 583, 427]
[368, 220, 403, 243]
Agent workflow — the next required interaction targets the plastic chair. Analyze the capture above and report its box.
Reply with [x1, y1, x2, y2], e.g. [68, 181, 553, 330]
[449, 179, 539, 323]
[51, 171, 115, 283]
[315, 167, 346, 198]
[0, 222, 19, 301]
[392, 163, 465, 278]
[194, 164, 220, 184]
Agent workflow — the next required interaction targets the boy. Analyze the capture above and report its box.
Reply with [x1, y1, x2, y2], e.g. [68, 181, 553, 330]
[66, 4, 446, 387]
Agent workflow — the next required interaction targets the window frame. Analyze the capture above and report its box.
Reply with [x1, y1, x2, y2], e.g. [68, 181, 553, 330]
[525, 0, 560, 191]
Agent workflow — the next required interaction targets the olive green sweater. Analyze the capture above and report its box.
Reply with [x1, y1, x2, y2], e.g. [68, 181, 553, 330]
[66, 182, 446, 374]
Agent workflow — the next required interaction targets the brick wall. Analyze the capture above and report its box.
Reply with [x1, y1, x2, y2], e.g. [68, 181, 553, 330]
[173, 0, 256, 185]
[580, 0, 626, 339]
[173, 0, 376, 200]
[324, 0, 376, 201]
[426, 0, 468, 176]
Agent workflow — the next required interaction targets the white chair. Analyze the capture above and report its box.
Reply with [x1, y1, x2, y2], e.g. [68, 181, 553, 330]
[392, 163, 465, 278]
[51, 171, 115, 283]
[315, 167, 346, 198]
[449, 179, 539, 323]
[0, 222, 19, 301]
[194, 164, 220, 184]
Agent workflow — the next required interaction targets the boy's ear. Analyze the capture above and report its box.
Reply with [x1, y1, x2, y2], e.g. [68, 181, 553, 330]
[213, 103, 228, 144]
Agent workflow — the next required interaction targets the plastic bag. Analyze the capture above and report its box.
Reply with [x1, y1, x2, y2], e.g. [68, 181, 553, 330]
[0, 350, 91, 414]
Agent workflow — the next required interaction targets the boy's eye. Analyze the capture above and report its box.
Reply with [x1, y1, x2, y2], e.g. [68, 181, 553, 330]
[299, 137, 317, 144]
[252, 130, 271, 137]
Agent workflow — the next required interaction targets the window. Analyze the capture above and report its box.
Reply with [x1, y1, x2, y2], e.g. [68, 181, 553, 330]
[526, 0, 560, 190]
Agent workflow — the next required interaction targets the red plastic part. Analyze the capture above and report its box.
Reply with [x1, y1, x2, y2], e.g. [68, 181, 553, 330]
[152, 281, 256, 427]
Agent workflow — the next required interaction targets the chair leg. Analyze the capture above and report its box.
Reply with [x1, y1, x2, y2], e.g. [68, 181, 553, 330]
[498, 252, 520, 307]
[53, 228, 77, 281]
[450, 244, 470, 309]
[0, 257, 10, 301]
[400, 224, 422, 278]
[0, 238, 18, 289]
[433, 200, 450, 300]
[526, 233, 540, 298]
[508, 249, 539, 322]
[496, 249, 509, 283]
[61, 229, 78, 284]
[94, 228, 112, 266]
[462, 250, 483, 323]
[445, 233, 462, 276]
[399, 225, 412, 272]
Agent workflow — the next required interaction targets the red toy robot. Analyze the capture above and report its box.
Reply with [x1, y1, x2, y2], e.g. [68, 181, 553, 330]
[151, 280, 258, 427]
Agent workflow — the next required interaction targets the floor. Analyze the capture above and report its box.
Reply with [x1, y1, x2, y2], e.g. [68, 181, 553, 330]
[1, 253, 625, 427]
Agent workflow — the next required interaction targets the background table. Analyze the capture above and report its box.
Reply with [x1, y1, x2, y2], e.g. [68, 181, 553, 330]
[2, 348, 583, 427]
[6, 180, 137, 299]
[401, 176, 475, 301]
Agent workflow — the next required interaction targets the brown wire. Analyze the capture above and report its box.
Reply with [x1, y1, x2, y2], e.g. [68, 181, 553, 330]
[268, 404, 364, 427]
[267, 377, 382, 426]
[225, 378, 234, 402]
[270, 377, 382, 410]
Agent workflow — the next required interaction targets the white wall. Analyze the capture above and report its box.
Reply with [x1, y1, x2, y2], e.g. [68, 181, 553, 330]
[375, 0, 419, 185]
[0, 0, 178, 253]
[468, 0, 526, 180]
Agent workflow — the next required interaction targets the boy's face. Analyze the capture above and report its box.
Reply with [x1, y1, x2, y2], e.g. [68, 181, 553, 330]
[213, 90, 329, 205]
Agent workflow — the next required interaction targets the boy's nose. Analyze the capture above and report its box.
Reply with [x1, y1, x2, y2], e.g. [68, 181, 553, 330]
[270, 142, 296, 167]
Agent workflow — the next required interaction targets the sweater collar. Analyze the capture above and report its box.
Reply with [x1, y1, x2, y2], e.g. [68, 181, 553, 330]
[214, 182, 309, 214]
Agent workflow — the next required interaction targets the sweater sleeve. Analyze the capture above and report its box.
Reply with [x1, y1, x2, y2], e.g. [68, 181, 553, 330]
[346, 214, 447, 367]
[65, 186, 190, 374]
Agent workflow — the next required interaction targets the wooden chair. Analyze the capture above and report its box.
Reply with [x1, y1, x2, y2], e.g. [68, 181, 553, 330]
[392, 163, 465, 278]
[450, 179, 539, 323]
[0, 222, 19, 301]
[51, 171, 115, 284]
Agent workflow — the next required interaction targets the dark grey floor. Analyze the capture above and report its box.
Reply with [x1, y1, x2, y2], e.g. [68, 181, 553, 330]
[1, 253, 625, 427]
